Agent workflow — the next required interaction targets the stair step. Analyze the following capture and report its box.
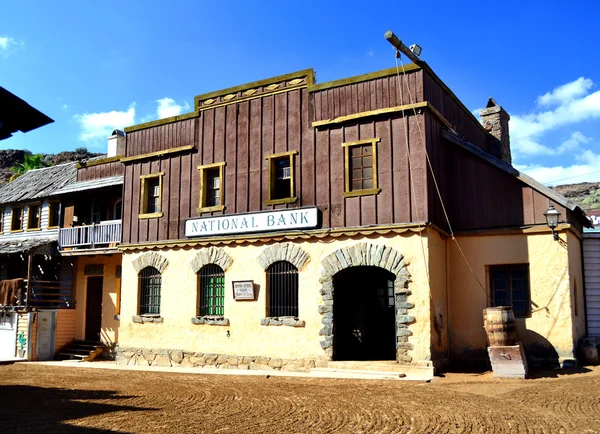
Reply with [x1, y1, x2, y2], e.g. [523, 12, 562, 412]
[58, 352, 88, 359]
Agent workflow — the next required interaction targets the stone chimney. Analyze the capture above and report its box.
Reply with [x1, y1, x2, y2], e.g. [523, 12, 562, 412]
[479, 98, 511, 165]
[107, 129, 125, 157]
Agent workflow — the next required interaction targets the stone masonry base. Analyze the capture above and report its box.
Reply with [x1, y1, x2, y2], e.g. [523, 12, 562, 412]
[116, 347, 324, 371]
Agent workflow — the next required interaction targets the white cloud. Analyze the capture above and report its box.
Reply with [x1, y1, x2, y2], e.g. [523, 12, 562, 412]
[156, 97, 190, 119]
[516, 149, 600, 186]
[73, 104, 136, 145]
[536, 77, 593, 107]
[0, 35, 23, 57]
[509, 77, 600, 157]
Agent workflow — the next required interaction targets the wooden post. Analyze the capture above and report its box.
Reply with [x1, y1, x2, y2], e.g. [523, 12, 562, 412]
[25, 253, 32, 306]
[384, 30, 421, 64]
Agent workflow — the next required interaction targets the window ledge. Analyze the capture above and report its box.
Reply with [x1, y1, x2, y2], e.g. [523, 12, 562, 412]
[260, 317, 305, 327]
[197, 205, 225, 214]
[265, 197, 298, 206]
[343, 188, 381, 198]
[26, 228, 41, 232]
[191, 316, 230, 326]
[139, 212, 163, 219]
[132, 314, 163, 324]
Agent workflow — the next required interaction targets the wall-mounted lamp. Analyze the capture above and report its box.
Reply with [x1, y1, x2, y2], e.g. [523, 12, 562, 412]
[544, 205, 561, 241]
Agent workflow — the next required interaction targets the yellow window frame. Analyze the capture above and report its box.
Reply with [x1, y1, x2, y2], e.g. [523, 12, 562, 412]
[47, 200, 60, 229]
[197, 162, 225, 213]
[26, 202, 42, 231]
[342, 138, 381, 198]
[10, 206, 24, 232]
[265, 150, 298, 205]
[139, 172, 164, 219]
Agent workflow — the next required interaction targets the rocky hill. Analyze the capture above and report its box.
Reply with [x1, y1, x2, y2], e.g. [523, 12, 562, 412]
[553, 182, 600, 216]
[0, 148, 103, 183]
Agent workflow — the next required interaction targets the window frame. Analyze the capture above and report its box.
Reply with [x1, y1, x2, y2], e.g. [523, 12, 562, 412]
[138, 266, 162, 315]
[47, 200, 60, 229]
[27, 203, 42, 231]
[265, 151, 298, 205]
[139, 172, 164, 219]
[488, 263, 531, 318]
[266, 260, 299, 318]
[197, 264, 225, 317]
[0, 208, 4, 234]
[342, 138, 381, 198]
[197, 162, 225, 213]
[10, 206, 24, 233]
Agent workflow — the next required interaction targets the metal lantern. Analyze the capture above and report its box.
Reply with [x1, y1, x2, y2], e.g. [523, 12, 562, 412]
[544, 205, 561, 241]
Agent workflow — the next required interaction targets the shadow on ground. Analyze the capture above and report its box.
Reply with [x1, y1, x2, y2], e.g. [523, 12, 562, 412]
[2, 385, 154, 433]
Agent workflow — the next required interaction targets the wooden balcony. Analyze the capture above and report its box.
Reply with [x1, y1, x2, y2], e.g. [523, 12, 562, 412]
[58, 220, 121, 250]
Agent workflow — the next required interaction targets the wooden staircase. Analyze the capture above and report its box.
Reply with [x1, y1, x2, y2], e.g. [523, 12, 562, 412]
[57, 340, 105, 362]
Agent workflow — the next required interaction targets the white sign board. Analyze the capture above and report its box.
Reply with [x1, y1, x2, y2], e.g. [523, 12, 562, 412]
[232, 281, 255, 300]
[185, 207, 319, 237]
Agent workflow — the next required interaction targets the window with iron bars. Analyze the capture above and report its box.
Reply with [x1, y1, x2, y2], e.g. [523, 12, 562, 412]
[198, 264, 225, 316]
[267, 261, 298, 317]
[138, 266, 161, 315]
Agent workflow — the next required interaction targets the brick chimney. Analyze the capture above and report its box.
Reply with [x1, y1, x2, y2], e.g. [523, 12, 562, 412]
[479, 98, 511, 165]
[107, 129, 125, 157]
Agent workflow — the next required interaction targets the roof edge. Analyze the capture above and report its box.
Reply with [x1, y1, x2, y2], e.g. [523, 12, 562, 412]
[441, 129, 593, 228]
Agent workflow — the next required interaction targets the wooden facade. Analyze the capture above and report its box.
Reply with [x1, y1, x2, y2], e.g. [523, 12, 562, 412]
[77, 158, 123, 182]
[120, 64, 589, 246]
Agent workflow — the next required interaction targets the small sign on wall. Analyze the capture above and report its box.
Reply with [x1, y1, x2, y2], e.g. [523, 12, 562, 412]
[232, 280, 255, 300]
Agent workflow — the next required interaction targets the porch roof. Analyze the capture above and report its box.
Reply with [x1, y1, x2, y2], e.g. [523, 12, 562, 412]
[50, 175, 123, 196]
[0, 237, 56, 255]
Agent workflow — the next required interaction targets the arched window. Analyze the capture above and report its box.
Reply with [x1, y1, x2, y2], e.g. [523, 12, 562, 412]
[198, 264, 225, 316]
[267, 261, 298, 317]
[139, 266, 161, 315]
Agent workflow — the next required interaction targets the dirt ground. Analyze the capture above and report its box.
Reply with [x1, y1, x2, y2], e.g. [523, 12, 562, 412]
[1, 364, 600, 433]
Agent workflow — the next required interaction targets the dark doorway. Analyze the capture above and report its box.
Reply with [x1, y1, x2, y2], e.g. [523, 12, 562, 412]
[85, 276, 103, 341]
[333, 266, 396, 361]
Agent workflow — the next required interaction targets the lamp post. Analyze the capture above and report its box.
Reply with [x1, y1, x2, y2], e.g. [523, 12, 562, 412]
[544, 205, 561, 241]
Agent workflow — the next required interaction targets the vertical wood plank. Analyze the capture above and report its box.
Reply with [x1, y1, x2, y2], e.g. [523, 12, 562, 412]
[329, 126, 345, 228]
[315, 128, 331, 228]
[179, 153, 192, 236]
[300, 89, 315, 207]
[122, 164, 133, 244]
[169, 155, 181, 239]
[225, 104, 237, 213]
[262, 95, 274, 210]
[375, 118, 393, 225]
[237, 101, 250, 213]
[248, 98, 263, 211]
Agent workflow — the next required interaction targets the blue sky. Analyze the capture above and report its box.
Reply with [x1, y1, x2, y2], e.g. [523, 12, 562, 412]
[2, 0, 599, 186]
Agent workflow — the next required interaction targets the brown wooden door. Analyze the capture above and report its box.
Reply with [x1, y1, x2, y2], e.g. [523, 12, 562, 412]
[85, 276, 103, 341]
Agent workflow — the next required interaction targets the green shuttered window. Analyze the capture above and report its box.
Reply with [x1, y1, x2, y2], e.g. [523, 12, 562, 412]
[198, 264, 225, 316]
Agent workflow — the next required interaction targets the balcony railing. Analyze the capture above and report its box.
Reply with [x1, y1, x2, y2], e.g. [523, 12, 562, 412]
[58, 220, 121, 250]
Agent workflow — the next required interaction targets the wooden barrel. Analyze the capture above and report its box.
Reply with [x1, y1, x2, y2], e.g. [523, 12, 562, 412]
[483, 306, 516, 346]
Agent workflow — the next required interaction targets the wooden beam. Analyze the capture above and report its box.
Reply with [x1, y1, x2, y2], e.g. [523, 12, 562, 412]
[384, 31, 421, 65]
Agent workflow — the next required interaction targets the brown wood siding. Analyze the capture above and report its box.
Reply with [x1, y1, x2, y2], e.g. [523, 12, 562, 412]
[77, 161, 123, 182]
[121, 85, 429, 244]
[124, 118, 195, 157]
[313, 71, 424, 122]
[426, 114, 569, 231]
[55, 309, 76, 354]
[422, 71, 489, 152]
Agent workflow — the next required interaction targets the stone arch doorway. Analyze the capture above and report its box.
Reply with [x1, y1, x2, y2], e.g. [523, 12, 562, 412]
[333, 266, 396, 361]
[318, 243, 414, 363]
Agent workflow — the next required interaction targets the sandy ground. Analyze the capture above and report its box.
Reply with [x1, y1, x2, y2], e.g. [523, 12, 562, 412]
[1, 363, 600, 433]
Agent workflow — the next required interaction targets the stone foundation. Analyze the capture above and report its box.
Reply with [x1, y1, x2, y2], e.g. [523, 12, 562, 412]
[116, 347, 322, 371]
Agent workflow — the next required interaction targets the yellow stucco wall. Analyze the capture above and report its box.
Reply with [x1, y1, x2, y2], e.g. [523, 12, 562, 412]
[74, 254, 122, 346]
[428, 229, 448, 363]
[448, 229, 578, 361]
[119, 232, 436, 364]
